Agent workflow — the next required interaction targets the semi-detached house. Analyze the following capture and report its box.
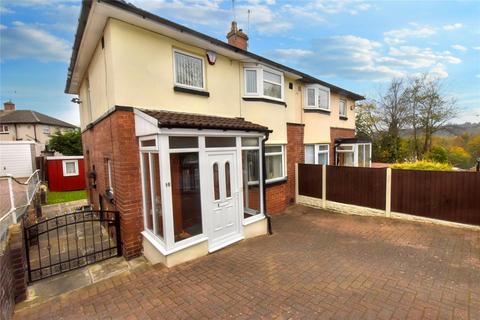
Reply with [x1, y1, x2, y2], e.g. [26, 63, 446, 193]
[66, 0, 371, 266]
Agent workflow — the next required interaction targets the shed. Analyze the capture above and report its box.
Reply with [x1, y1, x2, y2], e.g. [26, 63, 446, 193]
[47, 156, 86, 191]
[0, 141, 36, 177]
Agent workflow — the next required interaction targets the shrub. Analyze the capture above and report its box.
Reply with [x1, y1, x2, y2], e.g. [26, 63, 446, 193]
[391, 161, 453, 171]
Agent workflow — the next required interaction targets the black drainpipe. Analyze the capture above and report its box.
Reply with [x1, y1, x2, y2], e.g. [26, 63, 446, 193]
[261, 131, 273, 235]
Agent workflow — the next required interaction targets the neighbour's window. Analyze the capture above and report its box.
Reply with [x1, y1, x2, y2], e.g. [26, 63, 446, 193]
[305, 144, 329, 165]
[0, 125, 9, 133]
[339, 98, 347, 117]
[304, 84, 330, 110]
[244, 66, 284, 100]
[265, 145, 285, 182]
[62, 160, 79, 176]
[174, 50, 205, 90]
[43, 126, 50, 134]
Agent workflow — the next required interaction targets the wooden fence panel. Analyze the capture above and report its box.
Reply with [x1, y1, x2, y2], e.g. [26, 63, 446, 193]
[392, 170, 480, 225]
[298, 164, 322, 198]
[326, 166, 386, 210]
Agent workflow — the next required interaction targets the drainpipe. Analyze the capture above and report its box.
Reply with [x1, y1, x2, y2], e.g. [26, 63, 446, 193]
[261, 131, 273, 235]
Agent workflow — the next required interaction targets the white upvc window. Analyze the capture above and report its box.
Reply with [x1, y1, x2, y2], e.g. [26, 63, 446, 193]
[339, 98, 347, 117]
[304, 84, 330, 111]
[305, 144, 330, 165]
[173, 49, 205, 90]
[62, 160, 79, 176]
[43, 126, 50, 134]
[0, 124, 9, 133]
[243, 65, 284, 101]
[265, 145, 286, 182]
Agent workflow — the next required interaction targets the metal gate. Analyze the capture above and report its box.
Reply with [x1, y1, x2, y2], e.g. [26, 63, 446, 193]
[24, 210, 121, 283]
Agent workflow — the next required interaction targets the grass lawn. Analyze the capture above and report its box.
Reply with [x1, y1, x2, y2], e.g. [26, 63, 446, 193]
[47, 190, 87, 205]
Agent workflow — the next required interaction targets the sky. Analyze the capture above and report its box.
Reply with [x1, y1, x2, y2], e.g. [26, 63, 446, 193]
[1, 0, 479, 126]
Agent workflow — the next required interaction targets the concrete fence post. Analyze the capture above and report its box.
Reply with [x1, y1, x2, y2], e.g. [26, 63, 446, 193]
[295, 163, 299, 203]
[385, 168, 392, 217]
[322, 165, 327, 209]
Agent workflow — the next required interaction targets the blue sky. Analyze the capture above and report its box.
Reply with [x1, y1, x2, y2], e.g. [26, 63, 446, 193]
[1, 0, 479, 125]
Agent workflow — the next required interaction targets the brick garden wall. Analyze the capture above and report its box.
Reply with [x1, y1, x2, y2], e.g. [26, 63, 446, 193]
[0, 224, 27, 320]
[82, 108, 143, 259]
[286, 123, 305, 204]
[330, 127, 355, 165]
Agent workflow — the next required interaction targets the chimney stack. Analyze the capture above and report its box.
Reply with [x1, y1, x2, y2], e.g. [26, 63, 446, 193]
[4, 101, 15, 111]
[226, 21, 248, 50]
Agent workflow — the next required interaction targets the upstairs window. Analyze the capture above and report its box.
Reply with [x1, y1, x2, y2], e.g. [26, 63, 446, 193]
[174, 50, 205, 90]
[244, 65, 284, 101]
[43, 126, 50, 134]
[0, 125, 9, 134]
[339, 98, 347, 117]
[304, 84, 330, 111]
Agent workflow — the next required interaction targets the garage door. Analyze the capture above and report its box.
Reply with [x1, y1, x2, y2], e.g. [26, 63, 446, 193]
[0, 142, 35, 177]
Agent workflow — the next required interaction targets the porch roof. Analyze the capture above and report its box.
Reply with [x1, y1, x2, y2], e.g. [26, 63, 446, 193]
[141, 109, 271, 133]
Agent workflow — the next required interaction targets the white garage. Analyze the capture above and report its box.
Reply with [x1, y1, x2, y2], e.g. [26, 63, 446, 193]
[0, 141, 36, 177]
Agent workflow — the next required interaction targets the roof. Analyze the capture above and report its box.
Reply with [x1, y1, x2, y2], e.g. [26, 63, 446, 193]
[0, 110, 77, 128]
[141, 109, 270, 132]
[334, 137, 372, 144]
[65, 0, 364, 101]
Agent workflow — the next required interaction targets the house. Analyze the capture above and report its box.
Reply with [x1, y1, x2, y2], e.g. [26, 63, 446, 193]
[66, 0, 370, 266]
[0, 101, 77, 156]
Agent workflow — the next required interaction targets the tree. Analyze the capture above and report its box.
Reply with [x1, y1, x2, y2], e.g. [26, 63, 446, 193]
[47, 129, 83, 156]
[448, 146, 471, 169]
[355, 102, 380, 139]
[426, 146, 448, 163]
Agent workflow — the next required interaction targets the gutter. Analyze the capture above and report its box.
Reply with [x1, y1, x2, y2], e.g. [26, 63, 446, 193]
[261, 132, 273, 235]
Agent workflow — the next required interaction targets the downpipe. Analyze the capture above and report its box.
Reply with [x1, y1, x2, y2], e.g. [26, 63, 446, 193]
[261, 132, 273, 235]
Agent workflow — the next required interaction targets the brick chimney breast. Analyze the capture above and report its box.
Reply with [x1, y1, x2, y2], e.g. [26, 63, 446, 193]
[4, 101, 15, 111]
[226, 21, 248, 50]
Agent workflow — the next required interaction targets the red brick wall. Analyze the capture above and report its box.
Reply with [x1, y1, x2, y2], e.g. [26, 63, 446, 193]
[286, 123, 305, 204]
[266, 182, 288, 214]
[82, 109, 143, 259]
[1, 223, 27, 320]
[330, 127, 355, 165]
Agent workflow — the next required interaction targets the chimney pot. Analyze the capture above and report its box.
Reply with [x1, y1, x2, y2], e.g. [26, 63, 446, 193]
[226, 21, 248, 50]
[4, 101, 15, 111]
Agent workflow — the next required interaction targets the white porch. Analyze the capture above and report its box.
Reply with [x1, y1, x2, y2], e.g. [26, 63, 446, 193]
[135, 109, 270, 267]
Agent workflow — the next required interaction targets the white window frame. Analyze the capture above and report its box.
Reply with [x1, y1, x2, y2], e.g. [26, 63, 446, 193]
[0, 124, 9, 134]
[173, 49, 206, 91]
[243, 65, 285, 102]
[107, 159, 113, 191]
[305, 144, 330, 165]
[339, 98, 347, 117]
[304, 84, 331, 111]
[62, 160, 79, 176]
[43, 125, 50, 134]
[335, 143, 372, 167]
[265, 144, 286, 183]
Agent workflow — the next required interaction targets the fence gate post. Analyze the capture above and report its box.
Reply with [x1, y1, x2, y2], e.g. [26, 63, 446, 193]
[322, 165, 327, 209]
[385, 168, 392, 217]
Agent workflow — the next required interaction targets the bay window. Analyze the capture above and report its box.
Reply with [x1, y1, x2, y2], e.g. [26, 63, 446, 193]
[244, 65, 284, 101]
[265, 145, 285, 182]
[305, 144, 329, 165]
[174, 49, 205, 90]
[304, 84, 330, 110]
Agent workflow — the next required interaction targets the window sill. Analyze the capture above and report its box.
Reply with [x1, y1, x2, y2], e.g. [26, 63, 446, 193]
[339, 116, 348, 121]
[242, 97, 287, 107]
[174, 86, 210, 97]
[304, 108, 331, 115]
[0, 132, 10, 134]
[265, 177, 287, 186]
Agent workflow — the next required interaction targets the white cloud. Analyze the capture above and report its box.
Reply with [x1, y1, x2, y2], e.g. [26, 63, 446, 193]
[443, 23, 463, 31]
[384, 25, 436, 45]
[0, 21, 71, 62]
[274, 49, 314, 58]
[451, 44, 467, 52]
[473, 46, 480, 51]
[282, 0, 371, 23]
[0, 6, 14, 13]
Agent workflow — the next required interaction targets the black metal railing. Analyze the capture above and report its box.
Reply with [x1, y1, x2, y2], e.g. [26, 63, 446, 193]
[24, 210, 121, 283]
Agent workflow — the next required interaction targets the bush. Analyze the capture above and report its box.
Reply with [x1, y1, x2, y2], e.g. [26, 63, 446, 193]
[447, 146, 471, 169]
[391, 161, 453, 171]
[426, 146, 449, 163]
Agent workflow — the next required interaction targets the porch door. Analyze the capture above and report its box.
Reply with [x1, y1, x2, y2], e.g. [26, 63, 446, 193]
[206, 151, 241, 251]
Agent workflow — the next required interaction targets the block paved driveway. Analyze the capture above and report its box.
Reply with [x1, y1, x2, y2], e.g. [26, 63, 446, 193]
[15, 205, 480, 319]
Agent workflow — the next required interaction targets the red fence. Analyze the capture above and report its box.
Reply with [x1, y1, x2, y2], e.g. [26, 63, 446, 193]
[297, 164, 480, 226]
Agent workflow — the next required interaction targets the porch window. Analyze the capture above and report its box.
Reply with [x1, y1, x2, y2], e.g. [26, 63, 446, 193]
[141, 152, 164, 239]
[205, 137, 236, 148]
[170, 151, 203, 242]
[265, 145, 285, 182]
[305, 144, 329, 165]
[336, 145, 354, 166]
[357, 144, 371, 167]
[174, 49, 205, 90]
[242, 137, 261, 219]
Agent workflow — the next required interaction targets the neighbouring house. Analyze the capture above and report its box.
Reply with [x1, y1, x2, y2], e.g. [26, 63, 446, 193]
[65, 0, 370, 266]
[47, 156, 86, 192]
[0, 101, 77, 156]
